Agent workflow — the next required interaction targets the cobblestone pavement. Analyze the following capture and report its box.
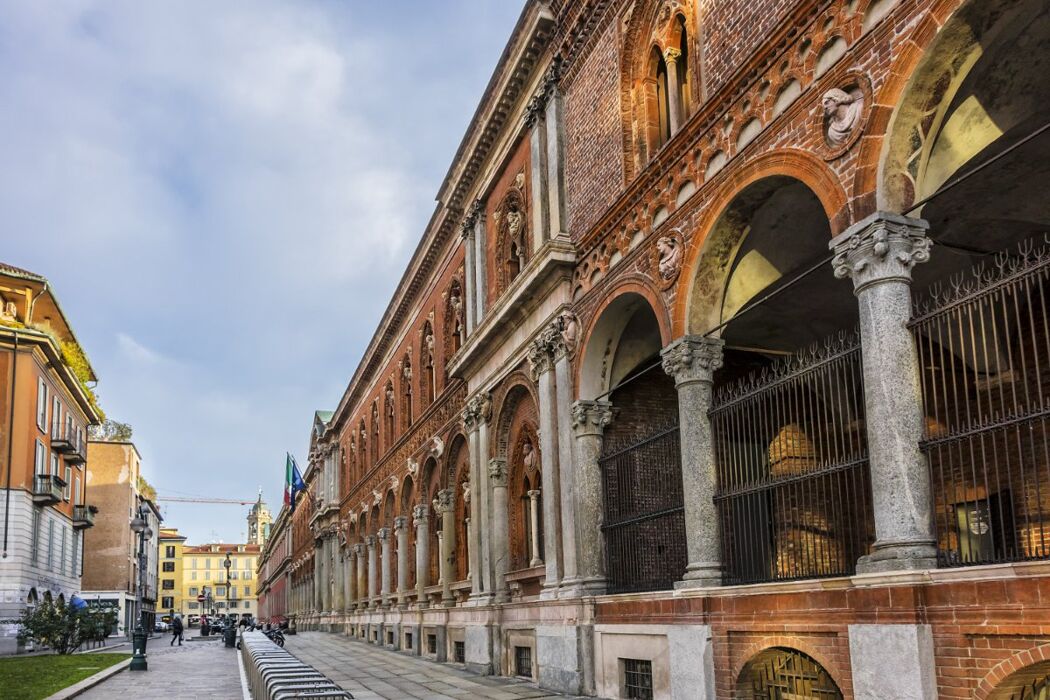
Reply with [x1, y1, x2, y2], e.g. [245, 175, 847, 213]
[285, 632, 584, 700]
[79, 634, 243, 699]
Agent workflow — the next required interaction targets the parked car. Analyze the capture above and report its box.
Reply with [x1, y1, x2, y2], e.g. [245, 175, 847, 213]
[188, 614, 200, 627]
[154, 620, 170, 632]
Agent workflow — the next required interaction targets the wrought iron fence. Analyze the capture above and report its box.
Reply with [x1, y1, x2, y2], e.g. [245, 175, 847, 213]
[600, 423, 687, 594]
[911, 237, 1050, 567]
[711, 332, 874, 585]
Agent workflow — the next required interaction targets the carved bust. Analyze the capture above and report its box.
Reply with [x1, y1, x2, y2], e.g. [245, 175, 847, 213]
[822, 87, 863, 147]
[657, 235, 683, 281]
[522, 438, 536, 473]
[558, 310, 578, 353]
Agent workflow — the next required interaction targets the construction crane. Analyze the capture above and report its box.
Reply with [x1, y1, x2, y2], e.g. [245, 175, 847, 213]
[156, 496, 256, 505]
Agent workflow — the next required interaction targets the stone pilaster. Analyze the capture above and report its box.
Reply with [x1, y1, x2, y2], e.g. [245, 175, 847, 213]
[553, 332, 580, 594]
[664, 47, 683, 134]
[661, 335, 725, 588]
[413, 504, 429, 607]
[489, 459, 510, 602]
[365, 535, 378, 607]
[830, 211, 937, 572]
[460, 206, 478, 334]
[354, 544, 366, 609]
[394, 516, 409, 609]
[529, 334, 562, 598]
[344, 546, 355, 613]
[333, 546, 345, 612]
[434, 488, 456, 607]
[571, 399, 614, 594]
[463, 398, 490, 603]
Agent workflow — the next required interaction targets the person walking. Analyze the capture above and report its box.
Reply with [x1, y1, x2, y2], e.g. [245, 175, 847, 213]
[170, 614, 184, 646]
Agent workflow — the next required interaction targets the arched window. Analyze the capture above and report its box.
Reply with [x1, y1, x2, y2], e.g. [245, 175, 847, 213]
[384, 381, 396, 446]
[737, 648, 842, 700]
[370, 403, 379, 464]
[674, 15, 690, 118]
[401, 354, 413, 429]
[495, 189, 529, 295]
[358, 421, 368, 477]
[421, 321, 436, 408]
[649, 46, 671, 151]
[445, 279, 464, 358]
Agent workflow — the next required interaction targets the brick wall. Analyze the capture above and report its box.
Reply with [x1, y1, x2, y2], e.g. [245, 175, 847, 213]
[700, 0, 803, 95]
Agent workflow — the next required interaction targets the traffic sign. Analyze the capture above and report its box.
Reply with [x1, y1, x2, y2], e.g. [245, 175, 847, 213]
[197, 594, 205, 602]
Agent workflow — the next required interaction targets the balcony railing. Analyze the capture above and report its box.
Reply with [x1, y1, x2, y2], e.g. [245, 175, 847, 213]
[50, 432, 86, 464]
[32, 474, 66, 505]
[73, 504, 97, 529]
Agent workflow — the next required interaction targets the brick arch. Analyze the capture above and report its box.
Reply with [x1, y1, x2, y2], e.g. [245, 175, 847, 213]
[975, 644, 1050, 700]
[849, 0, 971, 216]
[731, 636, 849, 697]
[575, 276, 673, 399]
[671, 148, 850, 337]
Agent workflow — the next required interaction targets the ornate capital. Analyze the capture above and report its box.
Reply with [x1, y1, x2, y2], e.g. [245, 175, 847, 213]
[663, 47, 682, 64]
[434, 488, 455, 514]
[524, 56, 563, 128]
[571, 400, 615, 436]
[527, 333, 555, 379]
[393, 516, 408, 532]
[488, 459, 508, 487]
[830, 212, 931, 293]
[661, 336, 725, 386]
[377, 527, 390, 543]
[460, 199, 484, 239]
[527, 489, 541, 499]
[364, 535, 376, 548]
[353, 543, 365, 556]
[412, 504, 429, 526]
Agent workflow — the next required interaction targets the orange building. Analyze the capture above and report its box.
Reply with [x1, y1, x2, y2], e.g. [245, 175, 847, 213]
[0, 262, 102, 654]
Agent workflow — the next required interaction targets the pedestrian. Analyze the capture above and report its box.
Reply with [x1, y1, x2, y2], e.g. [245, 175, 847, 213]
[171, 614, 184, 646]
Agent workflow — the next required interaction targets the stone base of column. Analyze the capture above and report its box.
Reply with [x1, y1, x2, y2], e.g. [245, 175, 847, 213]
[539, 582, 560, 600]
[855, 539, 937, 574]
[557, 576, 606, 598]
[674, 561, 722, 589]
[848, 624, 937, 699]
[466, 592, 495, 607]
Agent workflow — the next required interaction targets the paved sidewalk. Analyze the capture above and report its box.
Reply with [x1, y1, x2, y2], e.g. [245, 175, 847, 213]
[78, 635, 242, 699]
[286, 632, 583, 700]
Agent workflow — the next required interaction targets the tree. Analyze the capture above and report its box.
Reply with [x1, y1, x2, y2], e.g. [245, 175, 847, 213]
[17, 599, 112, 654]
[89, 419, 133, 442]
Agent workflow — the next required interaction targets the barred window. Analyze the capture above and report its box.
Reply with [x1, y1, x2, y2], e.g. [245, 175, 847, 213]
[622, 659, 653, 700]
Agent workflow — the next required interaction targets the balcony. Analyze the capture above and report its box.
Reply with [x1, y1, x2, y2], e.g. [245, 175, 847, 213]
[50, 434, 75, 454]
[73, 504, 97, 529]
[32, 474, 66, 506]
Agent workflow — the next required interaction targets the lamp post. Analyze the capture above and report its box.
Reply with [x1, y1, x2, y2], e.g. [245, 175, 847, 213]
[129, 502, 152, 671]
[223, 552, 236, 647]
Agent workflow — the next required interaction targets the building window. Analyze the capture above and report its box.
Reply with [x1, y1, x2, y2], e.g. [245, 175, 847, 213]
[47, 520, 54, 569]
[454, 641, 465, 663]
[229, 601, 237, 609]
[30, 510, 41, 563]
[165, 545, 176, 558]
[244, 586, 250, 597]
[161, 596, 174, 609]
[71, 531, 79, 575]
[191, 571, 197, 581]
[204, 571, 210, 581]
[406, 632, 413, 650]
[217, 586, 225, 596]
[205, 558, 211, 569]
[427, 634, 437, 655]
[162, 561, 175, 572]
[51, 396, 61, 437]
[36, 379, 47, 432]
[64, 466, 71, 500]
[244, 571, 252, 580]
[622, 659, 654, 700]
[191, 558, 197, 569]
[188, 602, 198, 610]
[74, 476, 81, 505]
[59, 525, 67, 575]
[515, 646, 533, 678]
[230, 570, 238, 580]
[35, 440, 47, 476]
[189, 587, 198, 596]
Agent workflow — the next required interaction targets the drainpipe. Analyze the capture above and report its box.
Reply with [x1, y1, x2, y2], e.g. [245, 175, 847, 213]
[3, 331, 19, 558]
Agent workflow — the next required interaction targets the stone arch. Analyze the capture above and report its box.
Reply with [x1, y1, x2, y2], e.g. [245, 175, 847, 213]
[420, 319, 436, 409]
[400, 474, 416, 587]
[421, 456, 442, 585]
[446, 433, 470, 582]
[867, 0, 1050, 217]
[444, 276, 465, 363]
[495, 187, 530, 295]
[493, 380, 542, 574]
[357, 420, 368, 480]
[577, 280, 672, 401]
[400, 351, 413, 430]
[674, 150, 849, 338]
[734, 644, 844, 699]
[976, 644, 1050, 700]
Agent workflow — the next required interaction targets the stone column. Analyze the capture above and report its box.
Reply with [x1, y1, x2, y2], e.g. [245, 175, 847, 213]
[542, 62, 567, 239]
[436, 531, 445, 585]
[413, 504, 429, 606]
[527, 490, 543, 567]
[354, 544, 366, 608]
[366, 535, 378, 607]
[830, 211, 937, 572]
[473, 210, 487, 322]
[344, 546, 355, 613]
[663, 47, 683, 135]
[334, 547, 345, 612]
[464, 401, 486, 602]
[314, 545, 324, 611]
[661, 335, 725, 588]
[378, 528, 392, 607]
[394, 516, 409, 608]
[477, 396, 493, 597]
[571, 399, 614, 593]
[434, 488, 456, 607]
[489, 459, 510, 601]
[529, 336, 562, 598]
[553, 341, 579, 593]
[526, 99, 549, 248]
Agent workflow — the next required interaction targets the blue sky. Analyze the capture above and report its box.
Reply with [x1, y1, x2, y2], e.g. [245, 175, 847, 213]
[0, 1, 524, 545]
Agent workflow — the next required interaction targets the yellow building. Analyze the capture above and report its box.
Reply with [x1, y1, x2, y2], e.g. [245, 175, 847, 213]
[158, 527, 186, 621]
[180, 543, 261, 619]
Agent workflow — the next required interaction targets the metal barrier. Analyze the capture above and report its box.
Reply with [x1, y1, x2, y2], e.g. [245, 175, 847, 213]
[240, 630, 352, 699]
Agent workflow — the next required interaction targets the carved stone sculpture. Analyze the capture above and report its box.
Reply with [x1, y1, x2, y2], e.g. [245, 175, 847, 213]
[822, 87, 863, 147]
[558, 310, 579, 353]
[657, 235, 683, 281]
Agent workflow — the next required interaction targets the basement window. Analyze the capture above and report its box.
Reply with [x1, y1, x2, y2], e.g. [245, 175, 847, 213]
[454, 641, 465, 663]
[427, 634, 437, 655]
[405, 632, 413, 650]
[515, 646, 533, 678]
[622, 658, 653, 700]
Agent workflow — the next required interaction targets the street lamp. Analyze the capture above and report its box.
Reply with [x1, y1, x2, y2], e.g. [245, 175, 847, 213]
[222, 552, 236, 647]
[129, 502, 152, 671]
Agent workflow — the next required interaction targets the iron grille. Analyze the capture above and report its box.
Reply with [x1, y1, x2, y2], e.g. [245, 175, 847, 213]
[622, 658, 654, 700]
[427, 634, 437, 654]
[745, 648, 842, 699]
[912, 237, 1050, 567]
[515, 645, 533, 678]
[711, 332, 874, 585]
[454, 640, 465, 663]
[406, 632, 413, 650]
[600, 424, 687, 593]
[1005, 674, 1050, 700]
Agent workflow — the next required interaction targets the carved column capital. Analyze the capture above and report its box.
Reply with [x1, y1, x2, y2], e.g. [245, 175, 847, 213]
[353, 543, 365, 556]
[488, 459, 508, 488]
[433, 488, 455, 514]
[377, 527, 390, 543]
[663, 47, 682, 64]
[364, 535, 376, 548]
[412, 504, 429, 526]
[524, 55, 563, 128]
[661, 336, 725, 386]
[460, 199, 483, 239]
[527, 333, 555, 379]
[463, 392, 491, 430]
[393, 516, 408, 533]
[830, 212, 931, 294]
[527, 489, 541, 500]
[571, 400, 615, 436]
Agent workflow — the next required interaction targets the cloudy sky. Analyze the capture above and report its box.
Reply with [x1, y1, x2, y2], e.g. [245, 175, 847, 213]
[0, 1, 523, 545]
